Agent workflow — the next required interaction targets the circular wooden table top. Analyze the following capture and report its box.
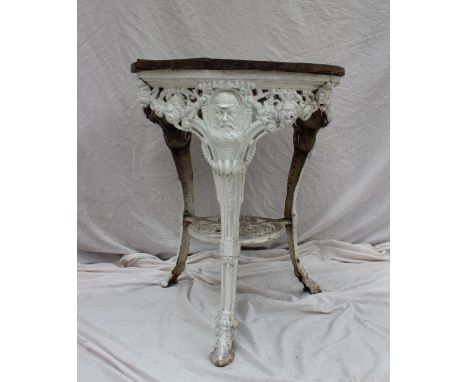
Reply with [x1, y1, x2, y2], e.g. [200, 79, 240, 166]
[131, 57, 345, 77]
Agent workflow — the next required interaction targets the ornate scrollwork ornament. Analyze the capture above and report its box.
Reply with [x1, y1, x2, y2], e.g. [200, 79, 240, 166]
[137, 79, 332, 138]
[252, 88, 320, 131]
[137, 79, 152, 107]
[315, 82, 334, 121]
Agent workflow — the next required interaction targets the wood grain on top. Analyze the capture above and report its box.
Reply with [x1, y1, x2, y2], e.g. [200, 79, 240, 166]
[131, 58, 345, 77]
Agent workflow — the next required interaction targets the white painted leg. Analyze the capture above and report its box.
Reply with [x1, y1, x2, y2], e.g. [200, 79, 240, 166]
[210, 171, 245, 367]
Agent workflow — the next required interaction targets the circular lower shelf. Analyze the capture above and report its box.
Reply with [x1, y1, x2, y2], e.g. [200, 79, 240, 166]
[188, 215, 288, 247]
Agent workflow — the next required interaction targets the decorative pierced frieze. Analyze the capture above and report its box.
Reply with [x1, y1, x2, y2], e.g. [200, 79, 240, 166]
[138, 79, 333, 131]
[137, 78, 335, 175]
[253, 88, 318, 131]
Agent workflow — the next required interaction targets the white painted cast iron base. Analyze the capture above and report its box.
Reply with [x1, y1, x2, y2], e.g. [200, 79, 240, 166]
[137, 69, 339, 366]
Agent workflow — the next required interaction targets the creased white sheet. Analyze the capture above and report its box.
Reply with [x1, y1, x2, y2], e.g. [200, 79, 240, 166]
[78, 240, 389, 381]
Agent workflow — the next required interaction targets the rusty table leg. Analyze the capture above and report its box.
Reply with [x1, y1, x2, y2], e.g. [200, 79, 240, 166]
[144, 107, 194, 287]
[284, 109, 328, 294]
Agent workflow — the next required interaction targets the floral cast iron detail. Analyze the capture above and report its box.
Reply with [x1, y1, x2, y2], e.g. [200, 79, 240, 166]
[188, 215, 287, 246]
[138, 79, 333, 133]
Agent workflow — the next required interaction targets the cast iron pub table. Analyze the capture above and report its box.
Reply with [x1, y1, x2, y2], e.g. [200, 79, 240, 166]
[131, 58, 345, 366]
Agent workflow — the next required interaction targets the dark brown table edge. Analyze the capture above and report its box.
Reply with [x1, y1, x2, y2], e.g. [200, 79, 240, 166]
[131, 58, 345, 77]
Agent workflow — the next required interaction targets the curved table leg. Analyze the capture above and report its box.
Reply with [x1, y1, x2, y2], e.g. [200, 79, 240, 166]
[144, 107, 194, 287]
[284, 110, 328, 294]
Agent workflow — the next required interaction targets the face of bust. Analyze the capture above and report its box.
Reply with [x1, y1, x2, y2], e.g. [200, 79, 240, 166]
[212, 91, 241, 130]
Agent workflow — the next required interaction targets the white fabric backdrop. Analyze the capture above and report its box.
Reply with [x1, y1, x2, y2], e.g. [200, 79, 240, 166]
[78, 1, 389, 381]
[78, 0, 389, 257]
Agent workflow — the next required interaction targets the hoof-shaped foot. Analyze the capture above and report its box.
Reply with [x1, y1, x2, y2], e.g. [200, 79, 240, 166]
[211, 316, 236, 367]
[210, 348, 234, 367]
[296, 265, 321, 294]
[160, 273, 177, 288]
[303, 280, 322, 294]
[303, 278, 321, 294]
